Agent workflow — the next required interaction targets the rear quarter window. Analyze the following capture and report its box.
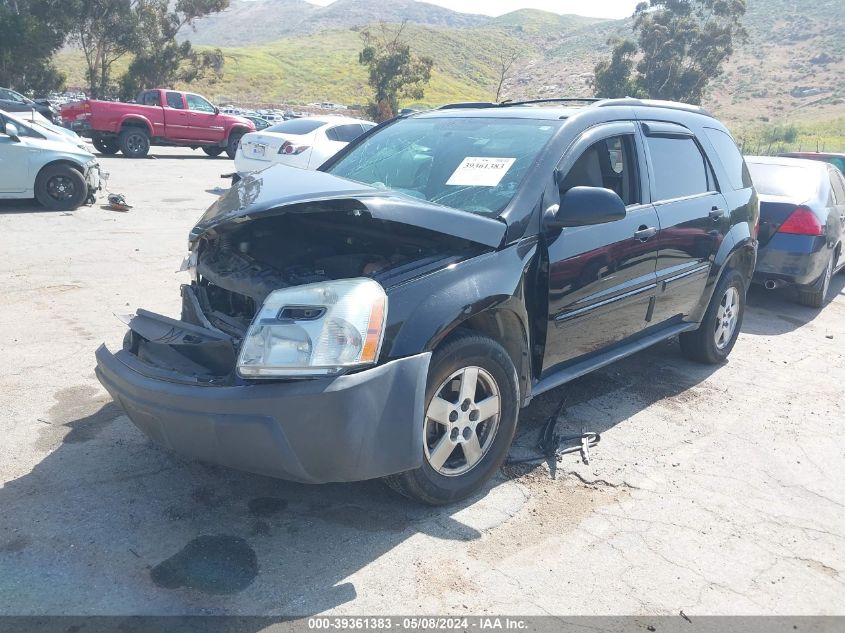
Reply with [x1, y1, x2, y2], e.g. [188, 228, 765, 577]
[704, 127, 753, 190]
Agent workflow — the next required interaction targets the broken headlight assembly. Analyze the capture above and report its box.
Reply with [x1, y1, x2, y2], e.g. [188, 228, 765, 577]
[236, 278, 387, 378]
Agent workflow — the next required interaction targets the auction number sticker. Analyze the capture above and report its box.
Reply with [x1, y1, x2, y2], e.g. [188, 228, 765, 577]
[446, 157, 516, 187]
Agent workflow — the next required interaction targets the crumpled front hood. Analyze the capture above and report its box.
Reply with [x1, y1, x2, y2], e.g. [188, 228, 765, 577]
[191, 164, 507, 248]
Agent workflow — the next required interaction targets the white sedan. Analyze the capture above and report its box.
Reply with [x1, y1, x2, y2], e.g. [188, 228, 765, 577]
[234, 116, 375, 176]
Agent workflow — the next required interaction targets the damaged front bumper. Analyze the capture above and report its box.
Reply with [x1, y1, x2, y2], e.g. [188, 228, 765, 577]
[95, 308, 430, 484]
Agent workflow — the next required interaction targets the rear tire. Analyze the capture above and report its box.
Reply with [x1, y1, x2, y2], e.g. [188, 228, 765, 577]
[797, 254, 833, 309]
[680, 269, 745, 364]
[92, 136, 119, 155]
[225, 131, 244, 159]
[384, 331, 519, 505]
[118, 128, 150, 158]
[202, 146, 224, 157]
[34, 164, 88, 211]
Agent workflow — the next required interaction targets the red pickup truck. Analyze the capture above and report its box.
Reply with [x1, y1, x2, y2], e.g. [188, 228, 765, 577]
[61, 89, 254, 159]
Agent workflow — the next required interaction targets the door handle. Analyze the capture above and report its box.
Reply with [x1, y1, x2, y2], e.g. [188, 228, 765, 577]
[634, 226, 658, 240]
[709, 207, 725, 220]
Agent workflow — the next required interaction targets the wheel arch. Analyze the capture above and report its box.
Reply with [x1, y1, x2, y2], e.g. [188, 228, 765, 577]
[119, 116, 152, 136]
[440, 306, 531, 404]
[689, 232, 756, 323]
[36, 159, 85, 180]
[227, 125, 250, 142]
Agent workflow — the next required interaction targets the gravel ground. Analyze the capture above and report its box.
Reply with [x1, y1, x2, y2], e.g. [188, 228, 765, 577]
[0, 147, 843, 617]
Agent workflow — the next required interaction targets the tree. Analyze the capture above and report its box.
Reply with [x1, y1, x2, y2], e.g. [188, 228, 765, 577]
[358, 22, 433, 122]
[593, 37, 643, 99]
[0, 0, 74, 93]
[494, 46, 520, 102]
[594, 0, 747, 104]
[68, 0, 140, 99]
[119, 0, 227, 100]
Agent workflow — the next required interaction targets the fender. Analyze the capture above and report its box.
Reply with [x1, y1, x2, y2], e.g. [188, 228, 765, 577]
[118, 114, 154, 137]
[384, 241, 537, 398]
[688, 221, 757, 322]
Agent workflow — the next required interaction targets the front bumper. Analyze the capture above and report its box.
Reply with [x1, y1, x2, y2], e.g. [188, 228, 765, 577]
[95, 344, 431, 484]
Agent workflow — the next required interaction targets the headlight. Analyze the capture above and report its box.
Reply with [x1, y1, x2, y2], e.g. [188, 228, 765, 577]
[237, 278, 387, 378]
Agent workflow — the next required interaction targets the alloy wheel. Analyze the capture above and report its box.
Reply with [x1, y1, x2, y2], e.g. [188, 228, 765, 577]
[423, 366, 501, 477]
[714, 286, 740, 350]
[126, 133, 145, 154]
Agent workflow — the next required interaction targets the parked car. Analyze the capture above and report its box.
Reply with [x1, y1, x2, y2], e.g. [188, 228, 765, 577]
[244, 115, 271, 131]
[778, 152, 845, 176]
[61, 89, 254, 158]
[0, 87, 59, 123]
[234, 116, 375, 177]
[746, 156, 845, 307]
[95, 98, 758, 504]
[0, 109, 100, 210]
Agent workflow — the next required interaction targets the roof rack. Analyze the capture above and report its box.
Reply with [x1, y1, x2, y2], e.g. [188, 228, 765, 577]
[437, 102, 500, 110]
[438, 97, 599, 110]
[436, 97, 715, 118]
[503, 98, 601, 106]
[594, 97, 713, 117]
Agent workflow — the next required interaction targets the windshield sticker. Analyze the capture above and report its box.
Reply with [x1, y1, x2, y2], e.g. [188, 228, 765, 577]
[446, 157, 516, 187]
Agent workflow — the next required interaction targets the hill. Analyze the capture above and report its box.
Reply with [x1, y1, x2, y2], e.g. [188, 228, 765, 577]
[54, 0, 845, 146]
[184, 0, 487, 46]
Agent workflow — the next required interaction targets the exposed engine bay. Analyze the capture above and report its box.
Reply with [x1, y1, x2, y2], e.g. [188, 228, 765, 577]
[188, 204, 482, 337]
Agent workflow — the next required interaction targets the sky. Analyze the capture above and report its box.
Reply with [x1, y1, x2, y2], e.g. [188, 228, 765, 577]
[305, 0, 642, 20]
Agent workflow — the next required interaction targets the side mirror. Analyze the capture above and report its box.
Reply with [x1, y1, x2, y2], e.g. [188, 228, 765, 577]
[547, 186, 626, 228]
[4, 122, 20, 141]
[213, 106, 220, 115]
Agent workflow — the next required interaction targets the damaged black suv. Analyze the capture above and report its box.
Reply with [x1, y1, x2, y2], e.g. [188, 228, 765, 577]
[96, 98, 759, 504]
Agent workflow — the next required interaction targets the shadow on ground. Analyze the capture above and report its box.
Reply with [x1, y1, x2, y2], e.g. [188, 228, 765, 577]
[0, 327, 734, 619]
[742, 273, 845, 336]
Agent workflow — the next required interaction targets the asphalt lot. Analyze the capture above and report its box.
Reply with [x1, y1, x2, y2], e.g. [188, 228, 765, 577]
[1, 146, 844, 617]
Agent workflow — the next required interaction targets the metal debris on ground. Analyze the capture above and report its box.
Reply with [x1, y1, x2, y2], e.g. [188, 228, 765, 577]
[507, 398, 600, 468]
[106, 193, 132, 212]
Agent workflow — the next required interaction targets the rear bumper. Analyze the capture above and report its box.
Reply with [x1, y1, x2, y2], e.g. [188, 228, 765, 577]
[95, 344, 430, 484]
[753, 233, 829, 286]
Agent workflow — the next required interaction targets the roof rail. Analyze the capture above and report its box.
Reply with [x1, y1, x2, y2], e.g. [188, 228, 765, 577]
[503, 98, 600, 106]
[437, 102, 500, 110]
[438, 98, 599, 111]
[594, 97, 714, 117]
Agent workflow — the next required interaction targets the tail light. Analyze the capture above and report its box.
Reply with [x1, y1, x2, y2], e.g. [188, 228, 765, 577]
[777, 206, 824, 236]
[278, 141, 309, 155]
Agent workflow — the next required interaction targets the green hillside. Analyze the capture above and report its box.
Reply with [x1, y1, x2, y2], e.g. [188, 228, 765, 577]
[56, 24, 530, 107]
[53, 0, 845, 146]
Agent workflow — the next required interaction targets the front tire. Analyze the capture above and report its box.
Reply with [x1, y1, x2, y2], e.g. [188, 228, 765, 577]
[680, 269, 745, 364]
[384, 332, 519, 505]
[92, 136, 119, 155]
[118, 128, 150, 158]
[796, 254, 833, 309]
[202, 146, 224, 157]
[225, 131, 244, 159]
[34, 164, 88, 211]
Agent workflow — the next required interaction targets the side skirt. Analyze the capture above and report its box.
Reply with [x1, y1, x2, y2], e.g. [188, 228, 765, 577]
[524, 321, 698, 406]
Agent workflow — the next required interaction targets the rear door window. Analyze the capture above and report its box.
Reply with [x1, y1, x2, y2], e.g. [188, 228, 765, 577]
[165, 92, 184, 109]
[326, 124, 367, 143]
[830, 168, 845, 205]
[646, 136, 711, 201]
[704, 127, 753, 190]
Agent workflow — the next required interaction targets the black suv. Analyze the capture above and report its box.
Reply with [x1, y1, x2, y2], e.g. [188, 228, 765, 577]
[96, 98, 759, 504]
